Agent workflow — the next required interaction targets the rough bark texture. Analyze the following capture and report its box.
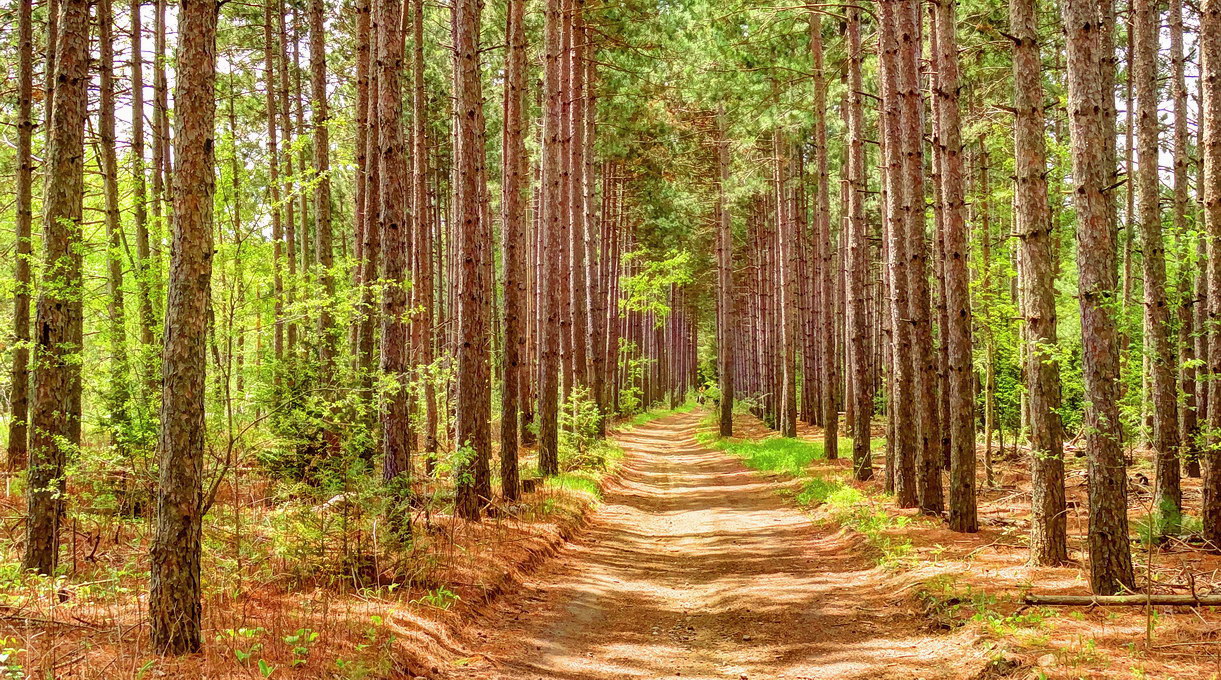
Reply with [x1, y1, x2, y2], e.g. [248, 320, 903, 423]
[811, 12, 838, 459]
[99, 0, 130, 434]
[377, 0, 410, 482]
[7, 0, 34, 470]
[878, 0, 917, 507]
[500, 0, 528, 500]
[1063, 0, 1135, 594]
[1133, 0, 1181, 527]
[1012, 0, 1067, 564]
[846, 4, 873, 482]
[1171, 0, 1200, 481]
[310, 0, 335, 373]
[411, 0, 438, 460]
[1202, 0, 1221, 547]
[538, 0, 563, 476]
[24, 0, 88, 575]
[149, 0, 217, 653]
[934, 0, 976, 532]
[715, 113, 735, 438]
[453, 0, 492, 519]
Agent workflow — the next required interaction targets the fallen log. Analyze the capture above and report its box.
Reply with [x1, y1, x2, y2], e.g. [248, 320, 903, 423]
[1024, 594, 1221, 606]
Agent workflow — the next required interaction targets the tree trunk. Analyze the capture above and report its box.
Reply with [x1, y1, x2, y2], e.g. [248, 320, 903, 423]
[499, 0, 527, 500]
[810, 12, 838, 458]
[1063, 0, 1135, 594]
[377, 0, 410, 483]
[453, 0, 492, 519]
[1134, 0, 1181, 529]
[23, 0, 87, 576]
[7, 0, 34, 470]
[411, 0, 438, 463]
[149, 0, 217, 653]
[846, 4, 873, 481]
[715, 112, 735, 438]
[538, 0, 563, 476]
[1202, 0, 1221, 547]
[310, 0, 335, 373]
[933, 0, 976, 532]
[1012, 0, 1066, 564]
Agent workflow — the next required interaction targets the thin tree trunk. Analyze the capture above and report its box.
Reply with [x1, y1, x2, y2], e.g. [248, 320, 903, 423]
[1134, 0, 1181, 528]
[7, 0, 34, 470]
[538, 0, 563, 476]
[377, 0, 410, 483]
[499, 0, 527, 500]
[811, 11, 838, 458]
[1201, 0, 1221, 547]
[1012, 0, 1066, 564]
[310, 0, 335, 373]
[846, 3, 873, 481]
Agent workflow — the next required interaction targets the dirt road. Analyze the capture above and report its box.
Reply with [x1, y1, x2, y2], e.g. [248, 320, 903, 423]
[464, 411, 975, 679]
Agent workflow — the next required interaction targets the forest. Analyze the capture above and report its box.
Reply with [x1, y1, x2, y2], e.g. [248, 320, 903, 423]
[1, 0, 1221, 674]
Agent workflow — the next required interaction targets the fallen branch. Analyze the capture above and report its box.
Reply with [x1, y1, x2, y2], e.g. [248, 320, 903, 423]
[1025, 593, 1221, 606]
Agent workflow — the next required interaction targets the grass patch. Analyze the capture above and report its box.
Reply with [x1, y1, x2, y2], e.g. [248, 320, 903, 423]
[545, 471, 605, 500]
[712, 435, 852, 476]
[621, 400, 698, 429]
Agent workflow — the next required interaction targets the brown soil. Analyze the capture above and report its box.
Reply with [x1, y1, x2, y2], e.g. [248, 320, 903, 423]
[459, 411, 988, 680]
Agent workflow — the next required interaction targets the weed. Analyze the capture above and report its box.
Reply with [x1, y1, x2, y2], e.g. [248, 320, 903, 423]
[414, 586, 460, 611]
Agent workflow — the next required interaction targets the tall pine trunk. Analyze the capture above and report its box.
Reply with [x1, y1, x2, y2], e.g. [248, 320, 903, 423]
[933, 0, 976, 532]
[24, 0, 88, 576]
[499, 0, 528, 500]
[149, 0, 218, 653]
[1063, 0, 1135, 594]
[7, 0, 34, 470]
[454, 0, 492, 518]
[1012, 0, 1067, 564]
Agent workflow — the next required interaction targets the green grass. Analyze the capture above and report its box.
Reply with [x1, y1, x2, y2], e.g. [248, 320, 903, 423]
[621, 400, 698, 429]
[545, 470, 606, 500]
[701, 434, 853, 476]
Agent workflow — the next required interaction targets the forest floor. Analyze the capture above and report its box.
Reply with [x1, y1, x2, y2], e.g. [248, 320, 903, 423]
[5, 408, 1221, 678]
[456, 410, 1221, 680]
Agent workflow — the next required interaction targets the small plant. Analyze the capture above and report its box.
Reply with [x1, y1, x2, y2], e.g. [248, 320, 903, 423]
[0, 638, 24, 680]
[415, 586, 460, 611]
[283, 628, 319, 665]
[217, 627, 266, 665]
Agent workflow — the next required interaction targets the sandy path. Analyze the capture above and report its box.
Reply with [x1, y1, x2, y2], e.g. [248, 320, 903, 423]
[464, 411, 971, 680]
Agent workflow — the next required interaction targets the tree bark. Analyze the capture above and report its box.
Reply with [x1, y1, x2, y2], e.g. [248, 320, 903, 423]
[1133, 0, 1181, 528]
[1012, 0, 1066, 564]
[310, 0, 335, 373]
[810, 11, 838, 458]
[23, 0, 88, 576]
[453, 0, 492, 519]
[7, 0, 34, 470]
[715, 112, 735, 438]
[538, 0, 563, 476]
[1202, 0, 1221, 547]
[933, 0, 976, 532]
[846, 3, 873, 481]
[500, 0, 528, 500]
[1063, 0, 1135, 594]
[377, 0, 410, 483]
[149, 0, 218, 654]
